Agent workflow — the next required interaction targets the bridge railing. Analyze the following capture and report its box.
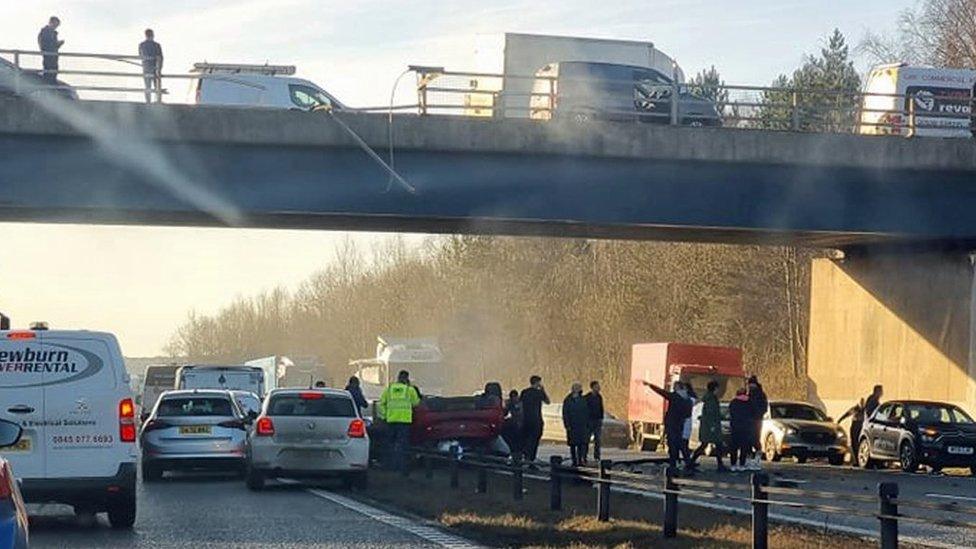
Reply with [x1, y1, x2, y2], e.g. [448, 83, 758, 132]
[400, 66, 973, 137]
[408, 447, 976, 548]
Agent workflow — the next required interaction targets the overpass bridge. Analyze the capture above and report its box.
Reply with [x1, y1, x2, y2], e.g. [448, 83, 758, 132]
[1, 96, 975, 249]
[1, 96, 975, 417]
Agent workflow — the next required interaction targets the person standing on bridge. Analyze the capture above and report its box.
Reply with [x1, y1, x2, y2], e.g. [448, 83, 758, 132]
[728, 387, 753, 471]
[139, 29, 163, 104]
[864, 385, 883, 419]
[644, 380, 693, 470]
[838, 397, 866, 451]
[584, 381, 605, 462]
[37, 16, 64, 85]
[690, 380, 729, 472]
[746, 375, 767, 471]
[377, 369, 421, 475]
[519, 375, 550, 466]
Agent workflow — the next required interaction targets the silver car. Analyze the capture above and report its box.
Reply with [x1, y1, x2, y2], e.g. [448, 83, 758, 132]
[139, 390, 248, 481]
[761, 400, 848, 465]
[245, 388, 369, 490]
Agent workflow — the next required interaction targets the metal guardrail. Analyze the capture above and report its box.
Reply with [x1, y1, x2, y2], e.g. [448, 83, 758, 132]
[408, 447, 976, 549]
[2, 48, 973, 139]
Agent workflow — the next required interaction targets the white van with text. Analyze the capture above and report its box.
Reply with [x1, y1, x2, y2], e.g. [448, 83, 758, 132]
[0, 326, 137, 528]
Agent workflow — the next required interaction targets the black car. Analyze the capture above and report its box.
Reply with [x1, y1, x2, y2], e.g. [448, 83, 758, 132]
[856, 400, 976, 474]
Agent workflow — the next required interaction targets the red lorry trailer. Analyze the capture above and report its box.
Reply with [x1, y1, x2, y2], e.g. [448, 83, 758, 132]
[628, 343, 745, 452]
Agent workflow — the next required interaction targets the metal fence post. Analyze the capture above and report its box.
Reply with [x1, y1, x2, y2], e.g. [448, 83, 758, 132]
[476, 465, 488, 494]
[549, 456, 563, 511]
[597, 459, 612, 522]
[751, 473, 769, 549]
[512, 457, 524, 501]
[663, 465, 678, 538]
[670, 82, 680, 126]
[449, 456, 459, 489]
[879, 482, 899, 549]
[791, 90, 800, 131]
[13, 51, 21, 96]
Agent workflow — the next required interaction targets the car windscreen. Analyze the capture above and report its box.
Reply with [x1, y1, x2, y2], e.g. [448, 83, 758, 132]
[268, 394, 356, 417]
[905, 404, 975, 424]
[157, 397, 234, 417]
[770, 404, 826, 421]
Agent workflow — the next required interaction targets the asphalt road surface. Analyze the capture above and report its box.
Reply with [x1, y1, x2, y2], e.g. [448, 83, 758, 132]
[539, 444, 976, 548]
[28, 472, 474, 548]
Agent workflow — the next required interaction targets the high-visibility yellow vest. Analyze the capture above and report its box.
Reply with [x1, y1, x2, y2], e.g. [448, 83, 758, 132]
[378, 382, 420, 423]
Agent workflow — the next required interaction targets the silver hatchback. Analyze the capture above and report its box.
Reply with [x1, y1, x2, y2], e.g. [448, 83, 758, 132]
[140, 390, 249, 481]
[245, 388, 369, 490]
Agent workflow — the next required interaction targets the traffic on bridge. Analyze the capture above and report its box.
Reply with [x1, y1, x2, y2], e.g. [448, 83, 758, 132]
[1, 1, 976, 548]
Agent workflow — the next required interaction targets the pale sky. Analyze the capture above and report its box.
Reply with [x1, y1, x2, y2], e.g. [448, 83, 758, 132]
[0, 1, 917, 355]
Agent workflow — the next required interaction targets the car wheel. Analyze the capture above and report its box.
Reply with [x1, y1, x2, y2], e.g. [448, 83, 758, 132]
[764, 434, 781, 462]
[828, 454, 845, 466]
[857, 438, 877, 469]
[107, 492, 136, 529]
[343, 472, 368, 490]
[794, 456, 808, 464]
[899, 441, 919, 473]
[141, 461, 162, 483]
[245, 466, 265, 491]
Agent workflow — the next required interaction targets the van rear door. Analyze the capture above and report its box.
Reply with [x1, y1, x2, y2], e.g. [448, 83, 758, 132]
[42, 334, 129, 478]
[0, 331, 47, 479]
[900, 68, 976, 138]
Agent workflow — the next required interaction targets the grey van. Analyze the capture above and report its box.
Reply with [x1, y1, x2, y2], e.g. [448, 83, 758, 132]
[531, 61, 721, 126]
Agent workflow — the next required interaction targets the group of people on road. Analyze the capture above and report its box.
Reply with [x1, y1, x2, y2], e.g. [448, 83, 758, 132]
[646, 375, 768, 474]
[36, 16, 164, 103]
[499, 376, 606, 468]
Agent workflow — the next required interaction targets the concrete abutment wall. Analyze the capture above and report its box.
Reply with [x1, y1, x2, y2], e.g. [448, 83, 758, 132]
[808, 253, 976, 418]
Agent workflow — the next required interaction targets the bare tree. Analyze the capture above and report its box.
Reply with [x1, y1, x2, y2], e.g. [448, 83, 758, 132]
[860, 0, 976, 68]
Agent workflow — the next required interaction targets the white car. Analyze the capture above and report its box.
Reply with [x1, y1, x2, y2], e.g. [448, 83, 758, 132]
[189, 62, 345, 111]
[245, 388, 368, 490]
[0, 325, 137, 528]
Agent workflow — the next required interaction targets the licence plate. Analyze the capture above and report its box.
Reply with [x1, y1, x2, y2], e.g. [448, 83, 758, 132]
[948, 446, 974, 455]
[179, 425, 212, 435]
[0, 437, 31, 453]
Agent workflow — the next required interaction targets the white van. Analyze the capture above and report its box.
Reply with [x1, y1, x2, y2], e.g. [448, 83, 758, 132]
[139, 364, 179, 420]
[177, 365, 266, 397]
[0, 326, 137, 528]
[859, 64, 975, 138]
[189, 62, 345, 111]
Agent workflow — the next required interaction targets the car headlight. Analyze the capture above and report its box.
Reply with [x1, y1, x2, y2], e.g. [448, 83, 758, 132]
[836, 429, 847, 440]
[783, 427, 796, 436]
[919, 427, 939, 443]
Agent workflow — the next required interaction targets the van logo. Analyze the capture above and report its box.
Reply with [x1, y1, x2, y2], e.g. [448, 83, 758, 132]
[0, 343, 104, 388]
[914, 91, 936, 112]
[72, 399, 91, 415]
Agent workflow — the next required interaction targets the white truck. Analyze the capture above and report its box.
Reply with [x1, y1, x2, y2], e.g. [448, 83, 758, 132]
[467, 32, 683, 118]
[859, 63, 976, 138]
[350, 336, 444, 402]
[244, 356, 292, 394]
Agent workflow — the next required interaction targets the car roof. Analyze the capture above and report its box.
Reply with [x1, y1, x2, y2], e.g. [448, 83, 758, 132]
[270, 387, 350, 398]
[160, 389, 233, 398]
[886, 400, 958, 407]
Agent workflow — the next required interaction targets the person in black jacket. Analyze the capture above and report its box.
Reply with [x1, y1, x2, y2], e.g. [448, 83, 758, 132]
[502, 390, 524, 458]
[746, 375, 768, 469]
[644, 380, 693, 469]
[562, 382, 590, 467]
[519, 375, 550, 464]
[584, 381, 605, 462]
[728, 388, 753, 470]
[37, 17, 64, 84]
[345, 376, 369, 412]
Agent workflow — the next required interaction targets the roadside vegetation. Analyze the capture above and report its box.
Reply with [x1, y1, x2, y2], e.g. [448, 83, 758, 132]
[354, 468, 881, 548]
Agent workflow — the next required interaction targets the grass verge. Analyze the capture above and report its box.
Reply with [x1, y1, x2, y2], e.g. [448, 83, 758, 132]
[352, 465, 885, 548]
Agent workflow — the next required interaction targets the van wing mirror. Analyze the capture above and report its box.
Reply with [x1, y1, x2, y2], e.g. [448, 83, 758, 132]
[0, 419, 22, 448]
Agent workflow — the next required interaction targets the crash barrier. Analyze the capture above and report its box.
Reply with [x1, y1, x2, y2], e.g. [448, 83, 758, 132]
[2, 47, 971, 138]
[410, 448, 976, 548]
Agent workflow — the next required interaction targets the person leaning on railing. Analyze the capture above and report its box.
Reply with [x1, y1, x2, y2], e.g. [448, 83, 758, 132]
[139, 28, 163, 104]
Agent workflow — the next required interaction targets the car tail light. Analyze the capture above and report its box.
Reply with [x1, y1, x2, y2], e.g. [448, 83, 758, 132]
[0, 463, 11, 499]
[119, 398, 136, 442]
[142, 419, 171, 433]
[347, 418, 366, 438]
[218, 419, 246, 430]
[299, 392, 324, 400]
[256, 416, 275, 436]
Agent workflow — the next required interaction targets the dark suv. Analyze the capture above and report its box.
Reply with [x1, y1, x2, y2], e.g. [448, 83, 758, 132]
[857, 400, 976, 474]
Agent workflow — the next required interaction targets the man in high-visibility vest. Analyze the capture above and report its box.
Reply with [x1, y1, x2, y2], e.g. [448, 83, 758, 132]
[378, 369, 421, 474]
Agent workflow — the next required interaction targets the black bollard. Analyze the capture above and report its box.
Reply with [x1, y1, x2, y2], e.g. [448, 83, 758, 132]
[549, 456, 563, 511]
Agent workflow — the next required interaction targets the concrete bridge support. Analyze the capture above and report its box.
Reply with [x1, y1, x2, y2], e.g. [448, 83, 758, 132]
[808, 252, 976, 418]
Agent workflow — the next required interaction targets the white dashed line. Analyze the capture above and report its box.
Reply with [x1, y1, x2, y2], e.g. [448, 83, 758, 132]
[926, 493, 976, 503]
[305, 488, 483, 549]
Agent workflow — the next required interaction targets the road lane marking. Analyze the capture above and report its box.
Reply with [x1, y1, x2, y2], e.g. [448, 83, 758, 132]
[926, 493, 976, 503]
[306, 488, 483, 549]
